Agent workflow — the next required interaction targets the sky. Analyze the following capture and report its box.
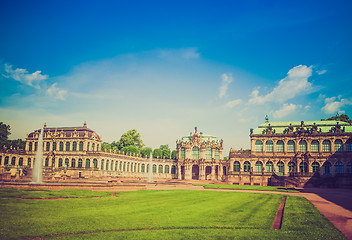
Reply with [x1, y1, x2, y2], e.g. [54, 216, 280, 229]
[1, 0, 352, 155]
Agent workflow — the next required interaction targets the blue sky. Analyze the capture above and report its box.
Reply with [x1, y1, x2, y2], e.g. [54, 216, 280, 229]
[1, 0, 352, 154]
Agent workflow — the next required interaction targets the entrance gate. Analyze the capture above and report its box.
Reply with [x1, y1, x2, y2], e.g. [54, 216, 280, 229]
[192, 165, 199, 180]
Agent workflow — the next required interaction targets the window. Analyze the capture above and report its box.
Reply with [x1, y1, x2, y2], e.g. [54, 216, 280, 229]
[276, 141, 284, 152]
[277, 161, 284, 175]
[141, 164, 145, 172]
[97, 144, 99, 151]
[244, 161, 251, 172]
[87, 142, 90, 152]
[153, 164, 157, 173]
[334, 140, 343, 152]
[66, 142, 70, 151]
[300, 162, 308, 173]
[299, 140, 307, 152]
[255, 161, 263, 173]
[215, 148, 220, 160]
[287, 140, 295, 152]
[171, 165, 176, 174]
[29, 142, 33, 151]
[312, 162, 320, 173]
[58, 158, 63, 167]
[266, 161, 273, 173]
[92, 143, 95, 152]
[255, 140, 263, 152]
[233, 161, 240, 172]
[45, 158, 49, 167]
[19, 158, 23, 166]
[86, 159, 90, 168]
[335, 161, 344, 175]
[93, 159, 98, 168]
[288, 162, 296, 173]
[158, 165, 163, 173]
[35, 142, 38, 151]
[106, 160, 109, 171]
[101, 160, 105, 170]
[311, 140, 319, 152]
[79, 141, 83, 151]
[71, 159, 76, 168]
[0, 156, 2, 165]
[323, 162, 331, 176]
[206, 147, 212, 159]
[192, 147, 199, 159]
[11, 157, 16, 165]
[27, 158, 31, 167]
[52, 142, 57, 151]
[65, 158, 69, 167]
[266, 140, 273, 152]
[72, 142, 77, 151]
[347, 162, 352, 174]
[46, 142, 50, 151]
[346, 140, 352, 152]
[59, 142, 64, 151]
[52, 158, 55, 167]
[181, 148, 185, 159]
[322, 140, 331, 152]
[165, 165, 170, 174]
[4, 156, 9, 165]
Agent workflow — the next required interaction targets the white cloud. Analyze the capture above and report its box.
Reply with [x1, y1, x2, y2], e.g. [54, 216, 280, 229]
[273, 103, 297, 118]
[219, 73, 233, 98]
[322, 96, 352, 114]
[3, 64, 48, 89]
[304, 105, 311, 111]
[248, 65, 313, 104]
[316, 69, 327, 75]
[46, 83, 68, 100]
[158, 48, 200, 60]
[226, 99, 242, 108]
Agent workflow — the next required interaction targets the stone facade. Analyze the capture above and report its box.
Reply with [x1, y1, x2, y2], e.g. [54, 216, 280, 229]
[176, 127, 226, 180]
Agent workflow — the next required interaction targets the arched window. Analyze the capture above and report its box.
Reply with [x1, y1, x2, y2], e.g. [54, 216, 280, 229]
[266, 161, 273, 173]
[158, 165, 163, 173]
[92, 143, 95, 152]
[215, 148, 220, 160]
[287, 140, 295, 152]
[311, 140, 319, 152]
[347, 162, 352, 174]
[77, 159, 82, 168]
[65, 158, 69, 167]
[312, 162, 320, 173]
[192, 147, 199, 159]
[71, 159, 76, 168]
[334, 161, 344, 175]
[323, 161, 331, 176]
[19, 158, 23, 166]
[72, 142, 77, 151]
[181, 148, 185, 159]
[79, 141, 83, 151]
[165, 165, 170, 174]
[206, 147, 212, 159]
[35, 142, 38, 151]
[119, 161, 122, 171]
[266, 140, 273, 152]
[93, 159, 98, 168]
[11, 157, 16, 165]
[288, 162, 296, 173]
[29, 142, 33, 151]
[277, 161, 284, 175]
[276, 140, 284, 152]
[141, 164, 145, 172]
[45, 157, 49, 167]
[66, 142, 70, 151]
[101, 160, 104, 170]
[334, 140, 343, 152]
[58, 158, 63, 167]
[52, 158, 55, 167]
[233, 161, 240, 172]
[171, 165, 176, 174]
[27, 158, 31, 167]
[85, 159, 90, 168]
[115, 162, 118, 171]
[59, 142, 64, 151]
[52, 142, 57, 151]
[255, 140, 263, 152]
[4, 156, 9, 165]
[97, 144, 99, 151]
[123, 162, 126, 171]
[346, 140, 352, 152]
[244, 161, 251, 172]
[46, 142, 50, 151]
[153, 164, 157, 173]
[106, 160, 109, 171]
[299, 140, 307, 152]
[322, 140, 331, 152]
[255, 161, 263, 173]
[87, 142, 90, 152]
[300, 162, 308, 173]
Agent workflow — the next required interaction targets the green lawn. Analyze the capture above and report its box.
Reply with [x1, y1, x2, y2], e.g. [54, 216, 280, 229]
[0, 188, 345, 240]
[193, 183, 299, 192]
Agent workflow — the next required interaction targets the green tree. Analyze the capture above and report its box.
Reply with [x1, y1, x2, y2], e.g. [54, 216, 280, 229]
[0, 122, 11, 148]
[121, 145, 140, 156]
[162, 148, 171, 159]
[153, 148, 163, 158]
[324, 114, 351, 124]
[117, 129, 144, 150]
[9, 139, 25, 150]
[140, 147, 152, 158]
[171, 150, 177, 160]
[101, 142, 111, 152]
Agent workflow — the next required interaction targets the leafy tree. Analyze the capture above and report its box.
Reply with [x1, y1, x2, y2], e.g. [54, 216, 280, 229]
[9, 139, 25, 150]
[162, 148, 171, 159]
[322, 114, 351, 124]
[153, 148, 163, 158]
[171, 150, 177, 160]
[160, 144, 169, 150]
[121, 145, 140, 156]
[116, 129, 144, 150]
[101, 142, 111, 152]
[0, 122, 11, 148]
[140, 147, 152, 158]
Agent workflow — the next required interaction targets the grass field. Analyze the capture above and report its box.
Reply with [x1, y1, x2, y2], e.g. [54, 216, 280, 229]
[193, 184, 299, 192]
[0, 188, 346, 239]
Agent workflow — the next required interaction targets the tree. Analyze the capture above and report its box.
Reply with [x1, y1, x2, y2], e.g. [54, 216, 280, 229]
[322, 114, 351, 124]
[171, 150, 177, 160]
[121, 145, 140, 156]
[9, 139, 25, 150]
[116, 129, 144, 150]
[140, 147, 152, 158]
[0, 122, 11, 148]
[153, 148, 163, 158]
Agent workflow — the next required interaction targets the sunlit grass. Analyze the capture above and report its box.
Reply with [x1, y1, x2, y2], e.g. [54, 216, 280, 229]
[194, 183, 298, 192]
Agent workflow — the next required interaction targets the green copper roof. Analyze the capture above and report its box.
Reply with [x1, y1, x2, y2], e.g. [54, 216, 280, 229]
[181, 134, 219, 142]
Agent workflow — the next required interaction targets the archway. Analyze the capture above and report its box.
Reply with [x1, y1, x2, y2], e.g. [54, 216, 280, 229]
[181, 166, 185, 180]
[205, 166, 212, 180]
[192, 165, 199, 180]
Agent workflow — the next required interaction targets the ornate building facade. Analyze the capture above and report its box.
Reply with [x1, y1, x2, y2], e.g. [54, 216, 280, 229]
[176, 128, 226, 180]
[0, 123, 177, 181]
[228, 117, 352, 187]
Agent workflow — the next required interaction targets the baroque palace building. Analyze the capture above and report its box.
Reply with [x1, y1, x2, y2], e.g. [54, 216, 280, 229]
[228, 116, 352, 187]
[176, 127, 226, 180]
[0, 122, 177, 180]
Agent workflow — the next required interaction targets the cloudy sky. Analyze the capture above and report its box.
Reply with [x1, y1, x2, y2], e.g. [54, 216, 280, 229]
[1, 0, 352, 154]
